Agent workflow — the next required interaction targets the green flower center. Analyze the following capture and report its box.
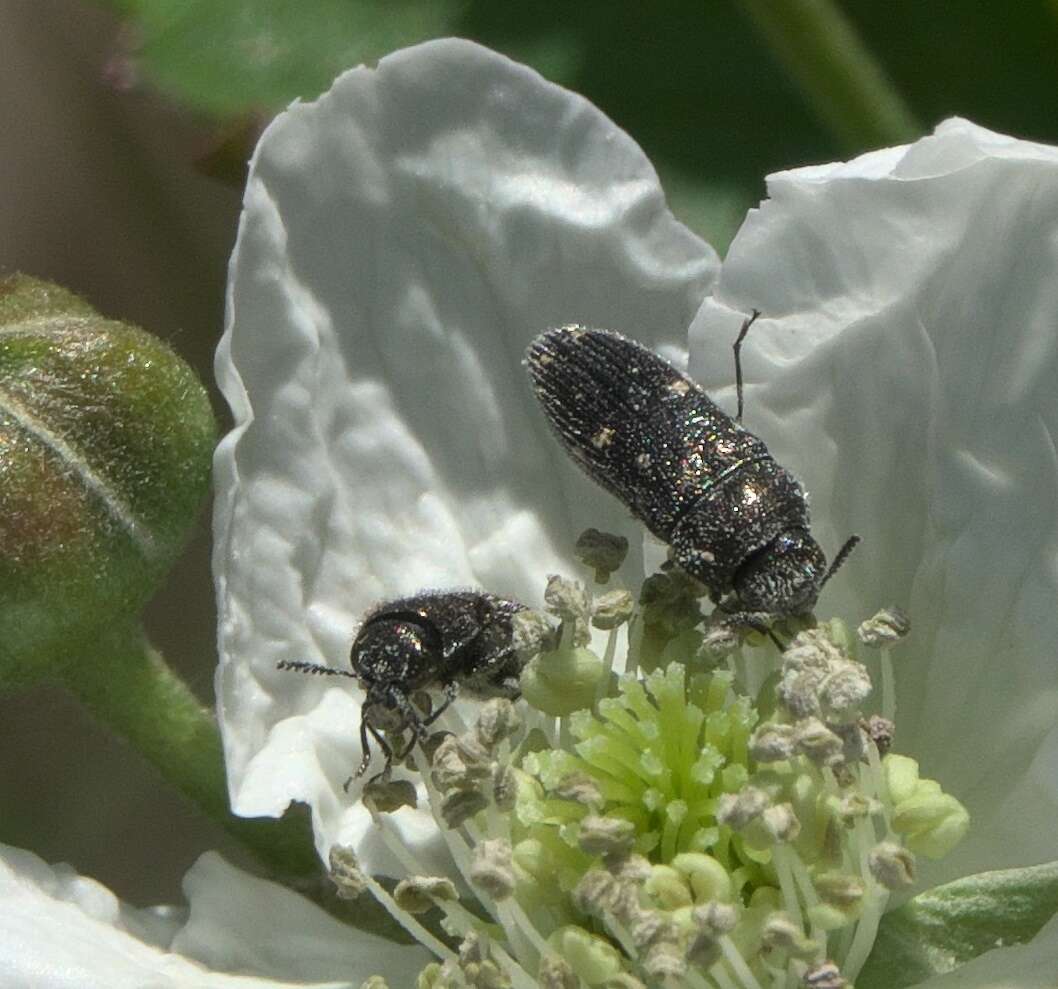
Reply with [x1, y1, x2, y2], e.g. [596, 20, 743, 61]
[340, 540, 968, 989]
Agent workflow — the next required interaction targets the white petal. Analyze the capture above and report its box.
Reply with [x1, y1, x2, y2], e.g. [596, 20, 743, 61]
[214, 37, 716, 870]
[691, 119, 1058, 884]
[173, 852, 430, 982]
[0, 842, 420, 987]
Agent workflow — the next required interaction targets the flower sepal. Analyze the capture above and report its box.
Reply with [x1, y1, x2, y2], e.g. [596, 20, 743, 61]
[859, 860, 1058, 988]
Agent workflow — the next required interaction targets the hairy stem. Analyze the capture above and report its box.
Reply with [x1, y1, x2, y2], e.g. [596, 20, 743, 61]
[59, 622, 407, 941]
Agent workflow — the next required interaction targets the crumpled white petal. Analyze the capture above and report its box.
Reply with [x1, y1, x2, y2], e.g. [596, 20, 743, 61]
[213, 37, 716, 870]
[0, 842, 426, 987]
[691, 118, 1058, 887]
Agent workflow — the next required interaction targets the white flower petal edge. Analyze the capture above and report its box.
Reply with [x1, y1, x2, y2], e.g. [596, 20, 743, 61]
[0, 842, 425, 987]
[691, 118, 1058, 887]
[214, 37, 717, 872]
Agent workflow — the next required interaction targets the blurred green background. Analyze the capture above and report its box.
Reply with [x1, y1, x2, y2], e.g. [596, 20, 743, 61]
[2, 0, 1057, 906]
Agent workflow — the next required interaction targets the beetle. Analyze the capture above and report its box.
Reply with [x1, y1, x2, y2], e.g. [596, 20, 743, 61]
[280, 590, 527, 783]
[526, 316, 857, 626]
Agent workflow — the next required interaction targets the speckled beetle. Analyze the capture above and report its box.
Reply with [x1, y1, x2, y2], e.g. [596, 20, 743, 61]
[526, 315, 858, 625]
[280, 590, 526, 783]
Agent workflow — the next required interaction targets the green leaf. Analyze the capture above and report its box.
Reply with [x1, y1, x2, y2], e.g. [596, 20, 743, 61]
[858, 861, 1058, 988]
[101, 0, 465, 115]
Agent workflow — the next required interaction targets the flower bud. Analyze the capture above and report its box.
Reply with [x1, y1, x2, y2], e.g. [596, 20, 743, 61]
[548, 926, 623, 984]
[892, 789, 970, 859]
[0, 275, 215, 679]
[519, 645, 604, 716]
[882, 753, 921, 804]
[671, 853, 733, 903]
[644, 865, 692, 909]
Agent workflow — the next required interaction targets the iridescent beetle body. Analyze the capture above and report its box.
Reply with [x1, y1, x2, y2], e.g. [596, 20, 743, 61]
[526, 324, 856, 621]
[281, 590, 526, 781]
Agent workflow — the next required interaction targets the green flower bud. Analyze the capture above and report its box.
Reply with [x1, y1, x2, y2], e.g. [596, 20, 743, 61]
[671, 852, 733, 903]
[644, 864, 692, 908]
[548, 926, 623, 984]
[0, 275, 215, 681]
[519, 645, 604, 716]
[892, 789, 971, 859]
[882, 753, 921, 804]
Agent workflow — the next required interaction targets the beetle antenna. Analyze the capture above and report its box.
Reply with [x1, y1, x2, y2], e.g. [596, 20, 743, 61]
[732, 308, 761, 423]
[277, 660, 356, 678]
[821, 535, 861, 589]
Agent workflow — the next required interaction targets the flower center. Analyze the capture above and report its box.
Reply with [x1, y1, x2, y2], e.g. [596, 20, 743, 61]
[335, 534, 968, 989]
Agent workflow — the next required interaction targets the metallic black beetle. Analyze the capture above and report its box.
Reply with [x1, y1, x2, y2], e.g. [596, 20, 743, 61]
[280, 590, 526, 783]
[526, 318, 857, 624]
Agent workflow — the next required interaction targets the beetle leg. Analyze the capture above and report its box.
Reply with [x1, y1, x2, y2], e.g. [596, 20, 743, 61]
[421, 680, 459, 727]
[345, 716, 376, 791]
[716, 607, 787, 651]
[349, 721, 395, 791]
[388, 687, 430, 741]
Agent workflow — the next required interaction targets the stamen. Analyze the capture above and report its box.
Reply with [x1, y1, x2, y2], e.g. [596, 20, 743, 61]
[343, 548, 967, 988]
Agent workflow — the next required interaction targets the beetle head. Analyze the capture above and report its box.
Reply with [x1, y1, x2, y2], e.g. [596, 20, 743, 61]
[733, 529, 827, 616]
[353, 619, 432, 683]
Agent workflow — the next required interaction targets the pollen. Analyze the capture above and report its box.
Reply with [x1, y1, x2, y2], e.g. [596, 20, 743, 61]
[592, 426, 616, 449]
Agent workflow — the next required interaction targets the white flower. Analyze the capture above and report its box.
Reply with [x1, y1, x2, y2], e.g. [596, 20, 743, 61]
[210, 39, 1058, 987]
[213, 37, 715, 878]
[691, 119, 1058, 891]
[0, 840, 429, 986]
